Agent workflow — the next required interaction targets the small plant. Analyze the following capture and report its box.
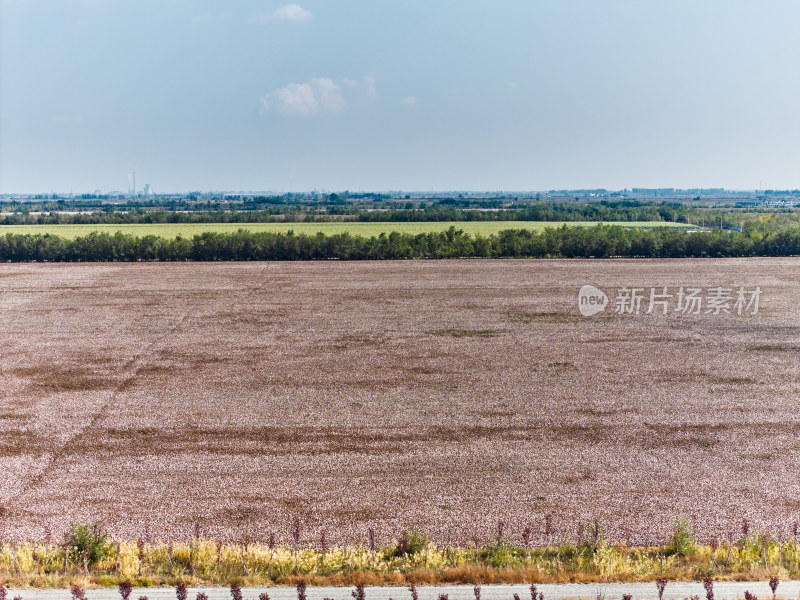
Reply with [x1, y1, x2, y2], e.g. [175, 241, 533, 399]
[197, 595, 209, 600]
[580, 519, 605, 552]
[176, 583, 188, 600]
[352, 584, 366, 600]
[259, 594, 270, 600]
[0, 589, 6, 600]
[667, 514, 696, 556]
[530, 585, 537, 600]
[68, 522, 113, 567]
[544, 514, 554, 542]
[297, 581, 307, 600]
[71, 587, 87, 600]
[438, 595, 449, 600]
[292, 517, 302, 546]
[474, 586, 481, 600]
[744, 592, 757, 600]
[397, 533, 409, 556]
[622, 595, 632, 600]
[703, 577, 714, 600]
[513, 595, 521, 600]
[409, 586, 418, 600]
[395, 529, 428, 557]
[769, 577, 779, 599]
[656, 577, 667, 600]
[119, 582, 133, 600]
[138, 597, 148, 600]
[230, 584, 243, 600]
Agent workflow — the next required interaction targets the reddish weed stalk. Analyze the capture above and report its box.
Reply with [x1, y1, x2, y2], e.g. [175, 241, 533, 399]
[656, 577, 667, 600]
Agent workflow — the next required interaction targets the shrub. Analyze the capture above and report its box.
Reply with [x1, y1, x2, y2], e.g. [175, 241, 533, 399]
[119, 581, 133, 600]
[71, 587, 87, 600]
[703, 577, 714, 600]
[579, 519, 605, 553]
[176, 583, 188, 600]
[296, 581, 307, 600]
[352, 585, 366, 600]
[667, 515, 696, 556]
[230, 585, 243, 600]
[769, 578, 779, 599]
[68, 522, 113, 566]
[656, 578, 667, 600]
[394, 529, 427, 557]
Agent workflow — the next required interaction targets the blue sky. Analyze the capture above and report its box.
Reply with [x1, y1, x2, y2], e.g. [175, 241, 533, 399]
[1, 0, 799, 193]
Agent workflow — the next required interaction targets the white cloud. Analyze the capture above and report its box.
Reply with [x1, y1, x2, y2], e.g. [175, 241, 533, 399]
[261, 78, 345, 117]
[400, 96, 418, 106]
[252, 4, 312, 24]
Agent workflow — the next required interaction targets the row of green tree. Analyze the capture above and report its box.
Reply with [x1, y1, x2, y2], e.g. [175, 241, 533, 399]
[0, 200, 743, 226]
[1, 225, 800, 261]
[353, 202, 698, 223]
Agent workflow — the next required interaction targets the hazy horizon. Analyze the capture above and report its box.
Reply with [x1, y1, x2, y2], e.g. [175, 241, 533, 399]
[2, 0, 800, 194]
[0, 187, 782, 197]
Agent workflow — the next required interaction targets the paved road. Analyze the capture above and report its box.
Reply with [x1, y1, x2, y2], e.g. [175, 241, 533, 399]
[5, 582, 798, 600]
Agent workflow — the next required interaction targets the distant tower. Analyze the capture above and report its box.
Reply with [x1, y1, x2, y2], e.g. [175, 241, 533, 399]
[133, 171, 136, 195]
[128, 173, 132, 194]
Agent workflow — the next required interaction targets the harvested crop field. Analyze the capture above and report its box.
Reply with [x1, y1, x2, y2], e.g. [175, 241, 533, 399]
[1, 259, 799, 546]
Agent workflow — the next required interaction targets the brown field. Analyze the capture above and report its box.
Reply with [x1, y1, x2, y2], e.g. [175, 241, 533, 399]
[1, 259, 799, 546]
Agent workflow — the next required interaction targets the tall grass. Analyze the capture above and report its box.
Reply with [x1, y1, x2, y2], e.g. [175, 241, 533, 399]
[1, 535, 799, 587]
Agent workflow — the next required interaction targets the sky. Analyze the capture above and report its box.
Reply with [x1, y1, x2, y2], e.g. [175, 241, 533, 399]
[1, 0, 800, 194]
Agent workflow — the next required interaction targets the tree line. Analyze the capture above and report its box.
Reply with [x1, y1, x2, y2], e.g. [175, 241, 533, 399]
[1, 225, 800, 261]
[0, 200, 735, 226]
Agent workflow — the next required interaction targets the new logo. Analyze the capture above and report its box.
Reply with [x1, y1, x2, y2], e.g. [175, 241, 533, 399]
[577, 284, 608, 316]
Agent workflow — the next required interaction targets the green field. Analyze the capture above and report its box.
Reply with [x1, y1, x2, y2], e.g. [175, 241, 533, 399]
[0, 220, 694, 239]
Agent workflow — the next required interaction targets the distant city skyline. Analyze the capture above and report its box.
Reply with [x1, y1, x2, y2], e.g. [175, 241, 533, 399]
[2, 0, 800, 193]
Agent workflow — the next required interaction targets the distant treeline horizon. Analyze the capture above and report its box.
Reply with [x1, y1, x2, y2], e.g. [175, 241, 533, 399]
[0, 199, 764, 229]
[1, 225, 800, 261]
